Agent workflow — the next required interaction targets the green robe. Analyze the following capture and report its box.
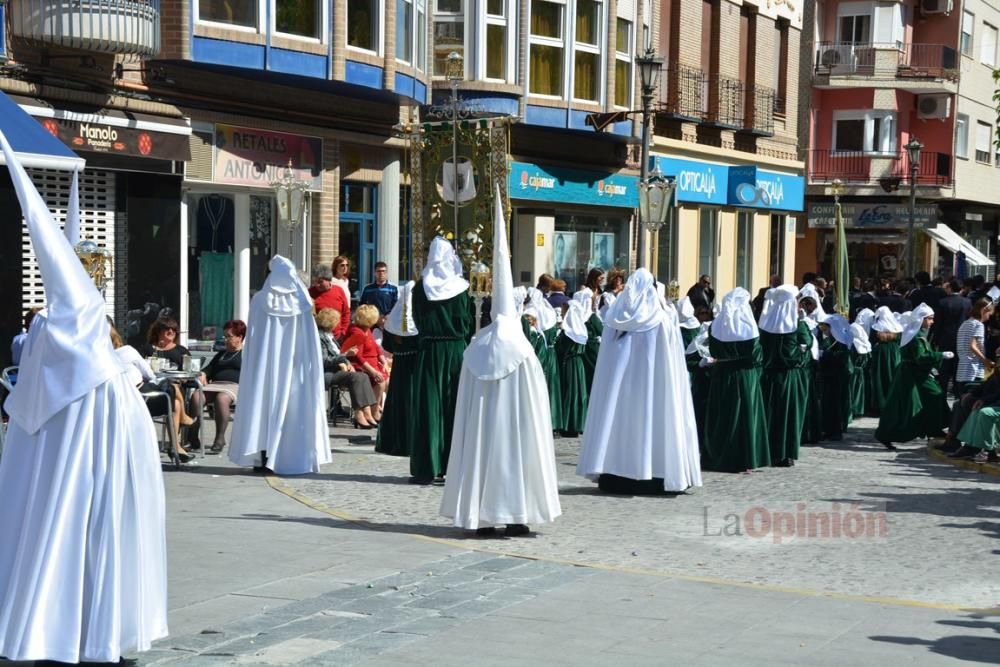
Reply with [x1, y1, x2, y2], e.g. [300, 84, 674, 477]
[410, 282, 473, 479]
[703, 337, 770, 472]
[819, 336, 853, 439]
[556, 332, 588, 435]
[543, 326, 564, 431]
[759, 323, 811, 463]
[375, 333, 420, 457]
[956, 406, 1000, 451]
[681, 326, 710, 454]
[850, 350, 869, 423]
[868, 332, 901, 415]
[875, 332, 950, 444]
[583, 314, 603, 396]
[801, 330, 823, 445]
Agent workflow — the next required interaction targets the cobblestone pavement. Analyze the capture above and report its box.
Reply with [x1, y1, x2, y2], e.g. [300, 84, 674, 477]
[273, 416, 1000, 609]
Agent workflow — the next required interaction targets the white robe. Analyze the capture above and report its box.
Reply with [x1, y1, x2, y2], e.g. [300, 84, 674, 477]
[0, 371, 168, 663]
[576, 308, 703, 492]
[440, 343, 562, 529]
[229, 277, 331, 475]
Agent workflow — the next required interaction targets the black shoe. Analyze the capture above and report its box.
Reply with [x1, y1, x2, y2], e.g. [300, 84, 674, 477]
[209, 441, 226, 455]
[177, 451, 195, 463]
[352, 419, 376, 430]
[409, 476, 433, 485]
[504, 524, 530, 537]
[879, 440, 897, 451]
[948, 445, 979, 459]
[935, 440, 962, 453]
[774, 458, 795, 467]
[432, 475, 446, 486]
[186, 442, 202, 451]
[475, 527, 497, 536]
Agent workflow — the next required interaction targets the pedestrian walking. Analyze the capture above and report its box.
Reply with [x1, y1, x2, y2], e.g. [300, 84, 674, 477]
[868, 306, 903, 416]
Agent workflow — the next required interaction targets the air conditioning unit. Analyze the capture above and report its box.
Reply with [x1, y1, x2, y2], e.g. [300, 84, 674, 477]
[917, 94, 951, 120]
[818, 45, 856, 74]
[921, 0, 953, 15]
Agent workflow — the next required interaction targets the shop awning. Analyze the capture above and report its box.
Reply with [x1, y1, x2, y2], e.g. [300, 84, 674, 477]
[0, 91, 85, 171]
[924, 225, 995, 267]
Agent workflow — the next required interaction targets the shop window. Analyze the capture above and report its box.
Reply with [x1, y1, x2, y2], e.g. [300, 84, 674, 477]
[832, 110, 895, 154]
[975, 121, 992, 164]
[553, 215, 627, 292]
[348, 0, 379, 52]
[434, 0, 464, 75]
[769, 214, 785, 279]
[956, 114, 969, 159]
[530, 0, 564, 96]
[982, 22, 997, 67]
[961, 11, 974, 57]
[698, 208, 718, 281]
[198, 0, 258, 28]
[614, 18, 632, 108]
[735, 212, 753, 289]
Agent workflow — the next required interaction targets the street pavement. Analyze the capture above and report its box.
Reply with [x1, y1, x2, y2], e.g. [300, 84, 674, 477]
[4, 417, 998, 666]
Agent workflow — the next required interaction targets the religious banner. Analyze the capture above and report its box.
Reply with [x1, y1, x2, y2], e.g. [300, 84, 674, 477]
[214, 124, 323, 190]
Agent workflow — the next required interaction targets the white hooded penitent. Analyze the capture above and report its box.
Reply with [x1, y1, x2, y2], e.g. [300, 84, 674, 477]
[900, 302, 934, 347]
[759, 285, 799, 335]
[440, 186, 561, 530]
[421, 236, 469, 301]
[384, 280, 419, 337]
[712, 288, 760, 342]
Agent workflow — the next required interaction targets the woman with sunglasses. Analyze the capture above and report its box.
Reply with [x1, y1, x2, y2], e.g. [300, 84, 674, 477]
[139, 317, 189, 371]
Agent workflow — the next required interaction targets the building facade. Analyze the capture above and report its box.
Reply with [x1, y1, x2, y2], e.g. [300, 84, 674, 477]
[800, 0, 997, 284]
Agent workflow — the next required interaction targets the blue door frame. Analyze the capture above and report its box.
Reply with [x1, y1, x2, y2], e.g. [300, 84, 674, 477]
[340, 183, 378, 301]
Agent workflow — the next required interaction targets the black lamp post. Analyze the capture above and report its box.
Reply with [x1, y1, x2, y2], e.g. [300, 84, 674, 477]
[905, 137, 923, 277]
[635, 47, 663, 269]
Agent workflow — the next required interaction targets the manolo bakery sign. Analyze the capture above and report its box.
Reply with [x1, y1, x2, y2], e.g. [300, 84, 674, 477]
[38, 116, 189, 161]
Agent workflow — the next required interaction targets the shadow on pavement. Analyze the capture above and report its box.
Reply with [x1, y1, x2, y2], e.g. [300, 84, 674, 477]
[869, 612, 1000, 663]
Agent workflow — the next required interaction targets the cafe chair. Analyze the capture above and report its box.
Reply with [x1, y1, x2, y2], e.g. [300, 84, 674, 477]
[142, 390, 181, 468]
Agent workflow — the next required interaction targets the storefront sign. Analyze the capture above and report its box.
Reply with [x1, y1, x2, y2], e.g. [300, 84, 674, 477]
[651, 156, 729, 206]
[214, 124, 323, 190]
[728, 166, 804, 211]
[509, 161, 638, 208]
[807, 202, 939, 229]
[37, 115, 190, 161]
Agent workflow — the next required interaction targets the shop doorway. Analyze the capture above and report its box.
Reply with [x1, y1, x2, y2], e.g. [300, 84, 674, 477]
[339, 182, 378, 301]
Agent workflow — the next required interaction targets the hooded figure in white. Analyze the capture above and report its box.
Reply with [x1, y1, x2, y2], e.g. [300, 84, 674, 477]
[0, 131, 167, 663]
[440, 190, 561, 533]
[229, 255, 332, 474]
[576, 268, 702, 492]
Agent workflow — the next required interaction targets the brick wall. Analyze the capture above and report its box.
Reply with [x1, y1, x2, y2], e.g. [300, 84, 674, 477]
[314, 138, 341, 268]
[159, 0, 189, 60]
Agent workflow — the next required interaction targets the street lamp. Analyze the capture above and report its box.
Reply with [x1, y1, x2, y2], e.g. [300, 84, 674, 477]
[905, 136, 923, 277]
[446, 51, 464, 248]
[271, 159, 310, 261]
[635, 47, 664, 270]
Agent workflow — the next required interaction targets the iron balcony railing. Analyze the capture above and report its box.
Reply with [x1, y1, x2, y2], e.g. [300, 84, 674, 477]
[808, 149, 953, 186]
[814, 42, 959, 82]
[656, 65, 774, 134]
[706, 74, 744, 128]
[8, 0, 160, 56]
[657, 62, 709, 120]
[745, 83, 776, 135]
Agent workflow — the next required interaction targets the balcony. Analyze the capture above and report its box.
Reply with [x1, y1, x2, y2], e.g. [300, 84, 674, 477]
[808, 149, 952, 187]
[8, 0, 160, 57]
[657, 62, 709, 121]
[743, 83, 776, 136]
[705, 74, 744, 129]
[814, 42, 958, 91]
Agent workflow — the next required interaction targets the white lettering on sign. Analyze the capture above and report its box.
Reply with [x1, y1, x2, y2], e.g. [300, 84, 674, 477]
[78, 123, 119, 149]
[678, 169, 717, 197]
[598, 180, 628, 197]
[757, 178, 784, 206]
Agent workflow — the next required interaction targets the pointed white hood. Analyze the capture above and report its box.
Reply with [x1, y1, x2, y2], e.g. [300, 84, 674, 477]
[421, 236, 469, 301]
[0, 130, 122, 435]
[65, 169, 80, 245]
[712, 287, 759, 342]
[462, 188, 534, 380]
[604, 268, 665, 333]
[384, 280, 418, 336]
[759, 285, 799, 335]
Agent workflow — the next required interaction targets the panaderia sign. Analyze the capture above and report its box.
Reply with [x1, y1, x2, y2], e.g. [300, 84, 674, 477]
[38, 116, 191, 161]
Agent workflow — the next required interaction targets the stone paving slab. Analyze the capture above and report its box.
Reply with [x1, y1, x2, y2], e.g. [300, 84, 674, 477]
[273, 417, 1000, 608]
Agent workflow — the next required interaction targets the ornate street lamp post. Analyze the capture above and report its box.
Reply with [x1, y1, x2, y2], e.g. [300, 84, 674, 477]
[905, 137, 923, 277]
[635, 47, 664, 269]
[446, 51, 464, 247]
[638, 163, 676, 281]
[271, 159, 310, 262]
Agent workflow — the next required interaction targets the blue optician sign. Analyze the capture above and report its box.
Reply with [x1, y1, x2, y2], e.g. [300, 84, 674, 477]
[509, 161, 639, 208]
[651, 156, 729, 205]
[728, 165, 804, 212]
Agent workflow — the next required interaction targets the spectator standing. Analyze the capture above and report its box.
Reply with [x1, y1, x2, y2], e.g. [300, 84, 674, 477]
[954, 298, 995, 396]
[687, 274, 715, 311]
[546, 279, 570, 312]
[309, 264, 350, 340]
[360, 261, 399, 318]
[751, 275, 781, 320]
[908, 271, 947, 312]
[876, 279, 909, 314]
[331, 255, 353, 304]
[849, 279, 878, 322]
[934, 279, 972, 392]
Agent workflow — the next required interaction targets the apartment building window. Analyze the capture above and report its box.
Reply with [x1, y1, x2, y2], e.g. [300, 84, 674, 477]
[773, 19, 788, 115]
[976, 121, 992, 164]
[434, 0, 464, 75]
[416, 0, 426, 70]
[832, 110, 896, 154]
[768, 214, 786, 279]
[956, 113, 969, 159]
[529, 0, 565, 96]
[573, 0, 602, 101]
[348, 0, 379, 51]
[838, 11, 871, 44]
[981, 23, 997, 66]
[735, 211, 753, 289]
[485, 0, 508, 80]
[198, 0, 258, 28]
[698, 208, 718, 281]
[961, 11, 974, 56]
[275, 0, 322, 38]
[614, 18, 633, 107]
[397, 0, 413, 61]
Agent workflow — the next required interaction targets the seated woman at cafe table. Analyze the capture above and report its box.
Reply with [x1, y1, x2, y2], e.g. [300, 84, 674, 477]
[138, 316, 190, 370]
[340, 305, 389, 421]
[188, 319, 246, 454]
[315, 308, 380, 428]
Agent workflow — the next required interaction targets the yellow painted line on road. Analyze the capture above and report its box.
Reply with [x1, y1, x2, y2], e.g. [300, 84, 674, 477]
[264, 475, 994, 615]
[925, 445, 1000, 477]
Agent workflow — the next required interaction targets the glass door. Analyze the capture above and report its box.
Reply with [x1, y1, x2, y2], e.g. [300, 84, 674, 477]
[340, 182, 378, 301]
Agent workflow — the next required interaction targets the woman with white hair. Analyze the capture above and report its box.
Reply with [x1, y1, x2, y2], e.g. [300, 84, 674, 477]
[875, 304, 953, 449]
[759, 285, 811, 466]
[703, 288, 770, 472]
[867, 306, 903, 416]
